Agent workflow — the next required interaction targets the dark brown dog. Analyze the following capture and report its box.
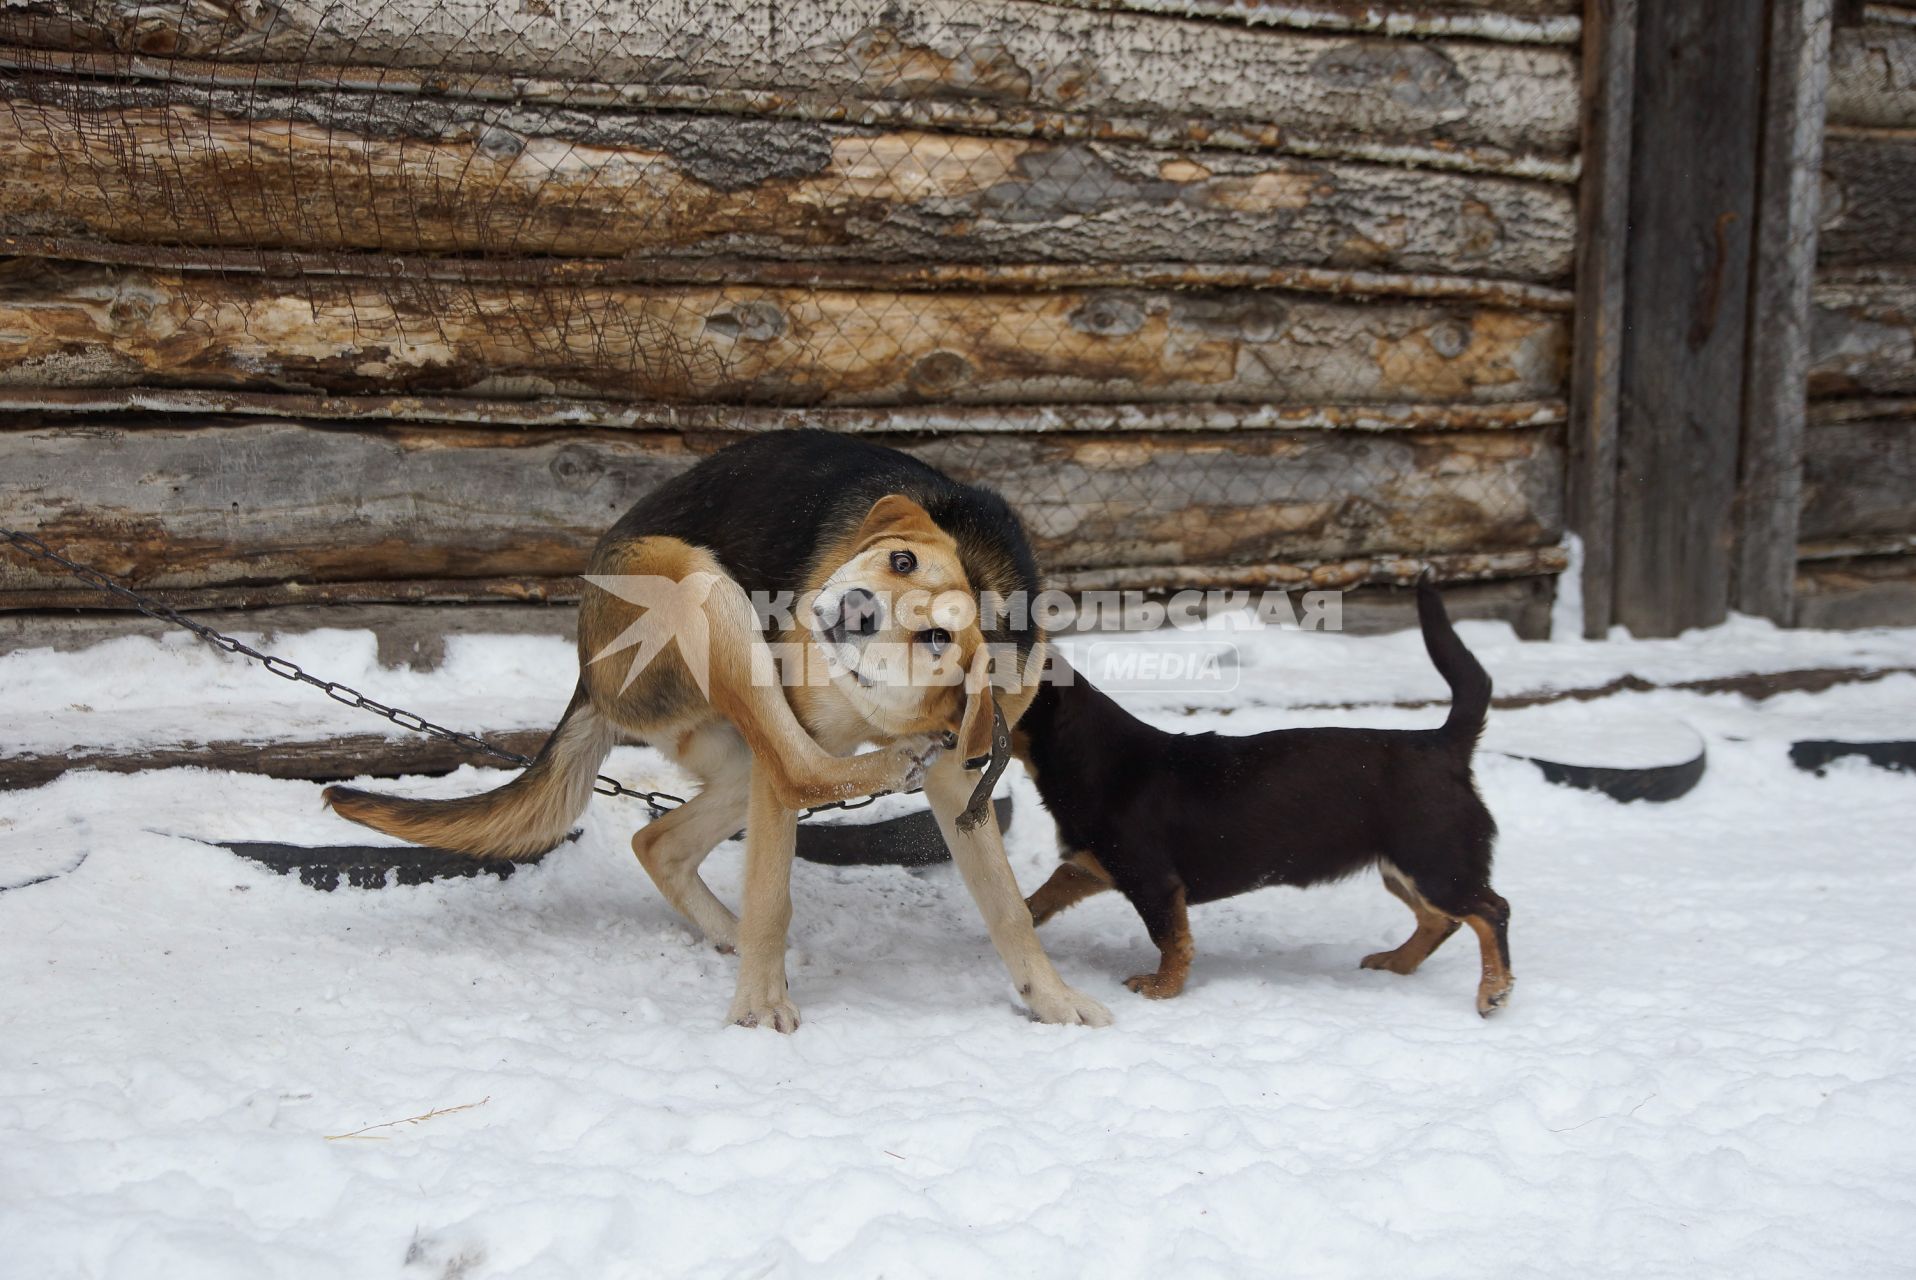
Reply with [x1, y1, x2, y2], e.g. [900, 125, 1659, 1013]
[1015, 577, 1512, 1016]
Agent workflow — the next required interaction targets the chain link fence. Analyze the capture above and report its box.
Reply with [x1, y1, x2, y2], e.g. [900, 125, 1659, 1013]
[0, 0, 1579, 621]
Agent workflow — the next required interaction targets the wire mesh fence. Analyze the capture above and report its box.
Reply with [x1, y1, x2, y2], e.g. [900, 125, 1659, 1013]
[0, 0, 1580, 615]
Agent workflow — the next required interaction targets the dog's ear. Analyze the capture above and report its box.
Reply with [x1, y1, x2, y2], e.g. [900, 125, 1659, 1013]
[854, 493, 939, 547]
[957, 642, 998, 770]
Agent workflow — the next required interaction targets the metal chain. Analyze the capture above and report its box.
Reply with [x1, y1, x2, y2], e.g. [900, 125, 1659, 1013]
[1, 527, 888, 820]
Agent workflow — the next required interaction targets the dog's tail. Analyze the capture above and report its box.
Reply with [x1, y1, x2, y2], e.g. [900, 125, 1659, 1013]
[323, 685, 619, 858]
[1417, 573, 1492, 744]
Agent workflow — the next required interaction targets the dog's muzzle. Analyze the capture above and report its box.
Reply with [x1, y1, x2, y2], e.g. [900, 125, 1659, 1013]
[815, 587, 883, 647]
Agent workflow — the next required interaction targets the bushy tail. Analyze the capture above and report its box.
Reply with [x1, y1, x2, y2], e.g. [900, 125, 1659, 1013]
[1417, 575, 1491, 743]
[323, 686, 618, 859]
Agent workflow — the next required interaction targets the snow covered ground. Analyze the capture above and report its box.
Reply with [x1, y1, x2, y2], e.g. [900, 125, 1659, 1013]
[4, 606, 1916, 1278]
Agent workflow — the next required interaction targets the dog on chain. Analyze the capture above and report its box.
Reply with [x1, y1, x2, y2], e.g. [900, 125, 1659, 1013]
[327, 430, 1110, 1031]
[1014, 575, 1513, 1016]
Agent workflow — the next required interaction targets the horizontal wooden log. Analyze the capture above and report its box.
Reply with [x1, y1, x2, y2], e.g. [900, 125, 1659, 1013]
[0, 602, 577, 668]
[0, 563, 1563, 617]
[1800, 531, 1916, 560]
[1046, 545, 1567, 589]
[1828, 20, 1916, 128]
[0, 576, 1561, 665]
[1810, 275, 1916, 395]
[0, 238, 1579, 310]
[1035, 0, 1577, 45]
[0, 730, 556, 793]
[0, 386, 1571, 434]
[0, 420, 1563, 592]
[1802, 417, 1916, 539]
[0, 262, 1569, 406]
[1794, 553, 1916, 628]
[1819, 129, 1916, 265]
[1808, 395, 1916, 423]
[0, 1, 1581, 161]
[0, 76, 1578, 280]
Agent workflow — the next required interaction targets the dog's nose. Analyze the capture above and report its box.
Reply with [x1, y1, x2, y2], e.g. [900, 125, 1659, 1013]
[841, 588, 882, 637]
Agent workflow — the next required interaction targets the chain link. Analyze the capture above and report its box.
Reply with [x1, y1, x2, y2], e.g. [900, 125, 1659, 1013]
[1, 527, 891, 820]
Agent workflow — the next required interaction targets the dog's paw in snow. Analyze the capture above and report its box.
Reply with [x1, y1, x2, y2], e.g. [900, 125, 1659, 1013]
[1023, 983, 1113, 1027]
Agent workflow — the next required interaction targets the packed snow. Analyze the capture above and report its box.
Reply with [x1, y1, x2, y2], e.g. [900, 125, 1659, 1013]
[3, 606, 1915, 1278]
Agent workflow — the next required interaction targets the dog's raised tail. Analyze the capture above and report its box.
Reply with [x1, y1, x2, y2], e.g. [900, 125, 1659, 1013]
[323, 686, 618, 858]
[1417, 573, 1491, 743]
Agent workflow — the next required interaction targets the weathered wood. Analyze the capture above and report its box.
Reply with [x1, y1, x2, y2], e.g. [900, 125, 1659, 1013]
[1565, 0, 1635, 637]
[1045, 545, 1567, 589]
[1819, 130, 1916, 265]
[0, 386, 1570, 434]
[1808, 395, 1916, 423]
[1736, 0, 1831, 623]
[1800, 530, 1916, 559]
[1612, 2, 1768, 636]
[0, 47, 1582, 182]
[0, 262, 1569, 406]
[0, 576, 1561, 662]
[1828, 19, 1916, 127]
[0, 603, 579, 669]
[0, 77, 1578, 280]
[1811, 274, 1916, 395]
[0, 553, 1567, 613]
[0, 238, 1579, 310]
[0, 421, 1564, 593]
[1801, 417, 1916, 539]
[0, 576, 580, 613]
[0, 729, 555, 793]
[1033, 0, 1578, 45]
[1794, 553, 1916, 627]
[0, 2, 1582, 161]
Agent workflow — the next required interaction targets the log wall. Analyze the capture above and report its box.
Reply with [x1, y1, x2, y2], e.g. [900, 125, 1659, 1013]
[0, 0, 1582, 637]
[1803, 4, 1916, 624]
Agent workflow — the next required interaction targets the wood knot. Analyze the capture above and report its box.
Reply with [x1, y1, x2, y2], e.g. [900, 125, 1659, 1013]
[1069, 295, 1147, 338]
[908, 350, 972, 394]
[549, 444, 608, 493]
[1427, 320, 1472, 359]
[705, 302, 787, 343]
[477, 126, 526, 160]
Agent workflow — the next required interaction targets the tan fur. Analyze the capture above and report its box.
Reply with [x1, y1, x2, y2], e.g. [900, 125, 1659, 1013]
[324, 491, 1107, 1030]
[1123, 887, 1193, 1000]
[1360, 864, 1462, 975]
[1026, 852, 1116, 925]
[324, 689, 619, 859]
[1364, 861, 1513, 1016]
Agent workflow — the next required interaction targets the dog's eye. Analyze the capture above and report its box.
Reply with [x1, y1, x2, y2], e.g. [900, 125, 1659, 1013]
[889, 550, 916, 575]
[917, 627, 952, 655]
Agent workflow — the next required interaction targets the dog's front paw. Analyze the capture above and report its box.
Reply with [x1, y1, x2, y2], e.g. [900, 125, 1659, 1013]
[1477, 975, 1513, 1018]
[880, 733, 945, 794]
[1023, 983, 1112, 1027]
[727, 992, 801, 1033]
[1123, 971, 1185, 1000]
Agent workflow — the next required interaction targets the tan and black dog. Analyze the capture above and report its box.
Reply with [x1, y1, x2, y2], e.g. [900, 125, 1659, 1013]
[1016, 576, 1512, 1017]
[328, 430, 1110, 1032]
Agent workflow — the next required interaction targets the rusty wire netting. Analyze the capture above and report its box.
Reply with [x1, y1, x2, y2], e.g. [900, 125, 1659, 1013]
[0, 0, 1581, 622]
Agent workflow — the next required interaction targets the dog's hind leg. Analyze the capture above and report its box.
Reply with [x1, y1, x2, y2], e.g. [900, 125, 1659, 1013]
[1026, 852, 1114, 925]
[1122, 882, 1194, 1000]
[1361, 862, 1461, 976]
[1371, 861, 1513, 1018]
[1458, 890, 1513, 1017]
[727, 764, 802, 1032]
[633, 722, 752, 951]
